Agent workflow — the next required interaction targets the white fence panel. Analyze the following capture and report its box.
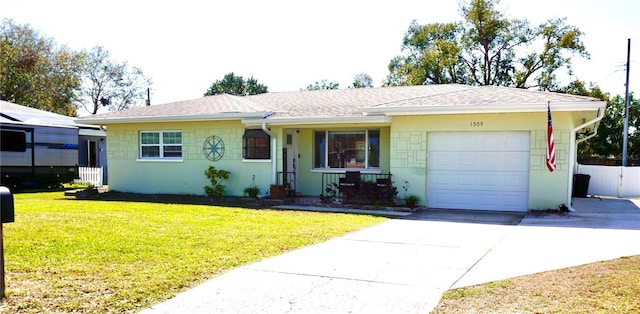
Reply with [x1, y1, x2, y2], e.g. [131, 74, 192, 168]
[577, 164, 620, 197]
[622, 167, 640, 197]
[576, 164, 640, 197]
[75, 167, 103, 187]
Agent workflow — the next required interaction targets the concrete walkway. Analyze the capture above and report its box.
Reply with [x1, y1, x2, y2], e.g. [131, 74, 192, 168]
[140, 197, 640, 314]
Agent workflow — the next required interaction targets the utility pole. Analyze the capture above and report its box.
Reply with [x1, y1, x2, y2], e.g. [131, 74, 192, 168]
[622, 39, 631, 166]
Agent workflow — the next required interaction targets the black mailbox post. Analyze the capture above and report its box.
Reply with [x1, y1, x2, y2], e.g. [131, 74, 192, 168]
[0, 186, 15, 299]
[1, 187, 14, 223]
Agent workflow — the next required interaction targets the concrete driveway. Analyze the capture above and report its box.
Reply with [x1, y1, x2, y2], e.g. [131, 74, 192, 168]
[140, 197, 640, 314]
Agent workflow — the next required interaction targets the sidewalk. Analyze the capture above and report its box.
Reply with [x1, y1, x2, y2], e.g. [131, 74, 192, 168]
[140, 197, 640, 314]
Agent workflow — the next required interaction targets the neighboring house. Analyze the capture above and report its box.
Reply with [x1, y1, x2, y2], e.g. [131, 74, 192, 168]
[77, 84, 605, 212]
[0, 100, 107, 186]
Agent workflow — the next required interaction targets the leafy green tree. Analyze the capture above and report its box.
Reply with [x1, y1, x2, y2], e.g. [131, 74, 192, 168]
[557, 80, 608, 101]
[204, 72, 268, 96]
[77, 46, 152, 114]
[584, 94, 639, 159]
[0, 18, 83, 116]
[386, 22, 465, 86]
[386, 0, 588, 91]
[304, 79, 339, 90]
[559, 80, 639, 159]
[351, 73, 373, 88]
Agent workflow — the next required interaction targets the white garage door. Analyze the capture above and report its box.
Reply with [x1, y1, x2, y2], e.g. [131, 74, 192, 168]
[427, 132, 530, 211]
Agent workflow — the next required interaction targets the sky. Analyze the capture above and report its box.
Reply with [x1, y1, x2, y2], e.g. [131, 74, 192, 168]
[2, 0, 639, 109]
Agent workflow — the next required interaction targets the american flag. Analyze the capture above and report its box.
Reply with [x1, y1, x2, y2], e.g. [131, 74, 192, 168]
[546, 103, 556, 172]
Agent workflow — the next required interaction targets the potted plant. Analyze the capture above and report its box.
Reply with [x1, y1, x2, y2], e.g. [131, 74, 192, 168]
[405, 195, 420, 208]
[243, 175, 260, 198]
[244, 186, 260, 198]
[285, 182, 295, 197]
[321, 182, 338, 203]
[270, 184, 286, 199]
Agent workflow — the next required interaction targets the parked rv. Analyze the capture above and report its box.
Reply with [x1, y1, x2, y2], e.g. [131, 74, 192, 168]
[0, 100, 107, 188]
[0, 121, 80, 188]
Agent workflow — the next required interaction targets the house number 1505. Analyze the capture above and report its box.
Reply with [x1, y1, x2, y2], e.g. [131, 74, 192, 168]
[470, 121, 484, 127]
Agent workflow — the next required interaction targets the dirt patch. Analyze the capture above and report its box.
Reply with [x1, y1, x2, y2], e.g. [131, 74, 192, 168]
[69, 190, 419, 213]
[527, 209, 570, 218]
[431, 255, 640, 313]
[70, 189, 282, 208]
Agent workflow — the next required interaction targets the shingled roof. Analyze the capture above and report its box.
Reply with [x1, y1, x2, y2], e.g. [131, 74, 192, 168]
[1, 100, 78, 126]
[77, 84, 604, 124]
[1, 100, 103, 130]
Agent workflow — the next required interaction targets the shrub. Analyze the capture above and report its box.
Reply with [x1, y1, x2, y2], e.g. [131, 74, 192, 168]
[405, 195, 420, 208]
[244, 186, 260, 198]
[203, 166, 230, 196]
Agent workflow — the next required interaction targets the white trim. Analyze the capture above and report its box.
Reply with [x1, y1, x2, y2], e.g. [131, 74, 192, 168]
[78, 112, 270, 124]
[79, 128, 106, 137]
[567, 107, 605, 212]
[139, 130, 183, 160]
[261, 122, 277, 185]
[242, 159, 272, 163]
[136, 158, 183, 163]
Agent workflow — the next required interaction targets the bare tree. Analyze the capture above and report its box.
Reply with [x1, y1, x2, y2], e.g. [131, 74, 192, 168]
[77, 46, 152, 114]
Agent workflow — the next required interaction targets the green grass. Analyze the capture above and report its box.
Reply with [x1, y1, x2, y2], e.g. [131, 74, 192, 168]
[1, 191, 386, 313]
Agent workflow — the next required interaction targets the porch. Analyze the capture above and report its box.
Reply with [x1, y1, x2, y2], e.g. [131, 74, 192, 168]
[277, 171, 395, 205]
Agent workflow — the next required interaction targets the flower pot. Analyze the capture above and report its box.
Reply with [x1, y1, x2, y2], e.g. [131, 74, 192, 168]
[270, 186, 286, 199]
[244, 187, 260, 198]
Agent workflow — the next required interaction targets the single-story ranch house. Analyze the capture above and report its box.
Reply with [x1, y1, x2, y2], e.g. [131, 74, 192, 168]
[77, 84, 605, 212]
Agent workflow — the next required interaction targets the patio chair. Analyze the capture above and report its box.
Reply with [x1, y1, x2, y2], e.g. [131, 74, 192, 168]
[375, 178, 392, 202]
[339, 171, 360, 201]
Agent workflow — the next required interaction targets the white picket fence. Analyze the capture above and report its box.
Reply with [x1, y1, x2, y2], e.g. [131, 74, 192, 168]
[74, 167, 103, 187]
[576, 164, 640, 197]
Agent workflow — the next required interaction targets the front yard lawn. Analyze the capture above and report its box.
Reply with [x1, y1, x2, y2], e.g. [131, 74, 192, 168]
[0, 191, 386, 313]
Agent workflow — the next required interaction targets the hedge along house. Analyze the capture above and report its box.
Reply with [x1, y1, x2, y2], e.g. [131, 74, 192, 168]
[77, 84, 605, 212]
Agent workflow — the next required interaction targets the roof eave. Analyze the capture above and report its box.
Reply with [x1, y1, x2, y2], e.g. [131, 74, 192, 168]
[79, 129, 106, 137]
[242, 115, 391, 126]
[361, 101, 606, 115]
[77, 112, 273, 124]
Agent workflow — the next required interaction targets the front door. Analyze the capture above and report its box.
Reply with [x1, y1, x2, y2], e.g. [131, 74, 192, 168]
[285, 129, 299, 193]
[88, 140, 98, 167]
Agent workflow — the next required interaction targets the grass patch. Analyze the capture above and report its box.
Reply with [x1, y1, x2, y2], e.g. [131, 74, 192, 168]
[432, 255, 640, 313]
[441, 280, 513, 300]
[0, 191, 386, 313]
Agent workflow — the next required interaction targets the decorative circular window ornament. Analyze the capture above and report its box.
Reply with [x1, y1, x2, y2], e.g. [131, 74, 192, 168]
[203, 135, 225, 161]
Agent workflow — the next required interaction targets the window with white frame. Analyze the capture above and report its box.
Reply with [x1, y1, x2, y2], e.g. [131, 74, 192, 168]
[314, 130, 380, 169]
[140, 131, 182, 159]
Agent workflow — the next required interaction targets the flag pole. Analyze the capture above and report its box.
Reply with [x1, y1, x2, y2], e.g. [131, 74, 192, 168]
[546, 101, 556, 172]
[622, 38, 631, 166]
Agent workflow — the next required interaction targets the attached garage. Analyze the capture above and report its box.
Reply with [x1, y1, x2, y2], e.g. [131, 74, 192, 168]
[427, 132, 530, 212]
